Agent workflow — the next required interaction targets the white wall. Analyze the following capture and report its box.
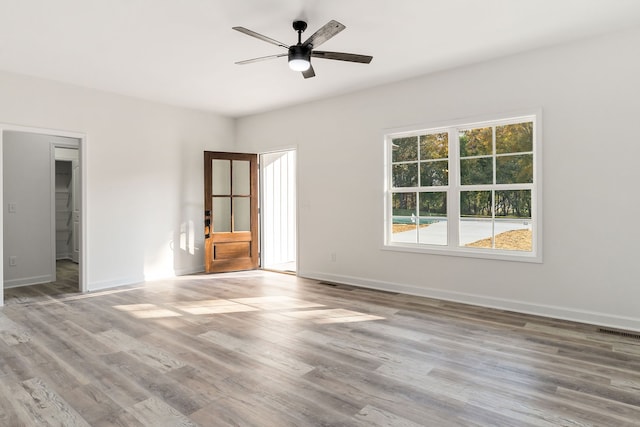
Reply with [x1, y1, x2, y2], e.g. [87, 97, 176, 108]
[2, 132, 77, 287]
[0, 70, 234, 295]
[236, 26, 640, 331]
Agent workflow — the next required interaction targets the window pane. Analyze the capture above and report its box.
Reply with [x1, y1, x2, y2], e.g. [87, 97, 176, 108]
[496, 122, 533, 154]
[392, 192, 417, 243]
[418, 217, 447, 245]
[420, 133, 448, 159]
[212, 159, 230, 195]
[392, 192, 416, 216]
[233, 197, 251, 231]
[460, 191, 492, 218]
[418, 192, 446, 246]
[420, 160, 448, 186]
[232, 160, 250, 195]
[496, 154, 533, 184]
[419, 192, 446, 217]
[495, 190, 531, 218]
[459, 127, 492, 157]
[392, 163, 418, 187]
[212, 197, 231, 232]
[460, 157, 493, 185]
[460, 190, 492, 247]
[392, 136, 418, 162]
[494, 190, 532, 251]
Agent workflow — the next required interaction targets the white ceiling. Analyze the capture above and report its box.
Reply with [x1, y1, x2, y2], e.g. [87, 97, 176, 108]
[1, 0, 639, 118]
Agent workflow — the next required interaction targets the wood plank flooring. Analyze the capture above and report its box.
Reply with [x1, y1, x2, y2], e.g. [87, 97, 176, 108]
[1, 271, 640, 426]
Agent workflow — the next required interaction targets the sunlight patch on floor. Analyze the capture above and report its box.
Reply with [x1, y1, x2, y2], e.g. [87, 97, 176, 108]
[281, 308, 385, 324]
[172, 300, 259, 315]
[113, 304, 182, 319]
[230, 296, 325, 310]
[112, 296, 383, 324]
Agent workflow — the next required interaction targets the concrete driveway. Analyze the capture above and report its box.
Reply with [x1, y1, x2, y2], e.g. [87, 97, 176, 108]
[392, 219, 531, 246]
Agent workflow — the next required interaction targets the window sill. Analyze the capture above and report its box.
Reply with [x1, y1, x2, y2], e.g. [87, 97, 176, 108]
[381, 242, 542, 263]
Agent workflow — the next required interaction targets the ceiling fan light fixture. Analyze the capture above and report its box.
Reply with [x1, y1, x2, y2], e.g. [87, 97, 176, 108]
[288, 45, 311, 71]
[289, 58, 310, 71]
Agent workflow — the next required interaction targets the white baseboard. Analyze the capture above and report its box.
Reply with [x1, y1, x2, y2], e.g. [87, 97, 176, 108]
[86, 266, 204, 292]
[87, 275, 145, 292]
[299, 270, 640, 333]
[4, 274, 55, 289]
[174, 265, 205, 276]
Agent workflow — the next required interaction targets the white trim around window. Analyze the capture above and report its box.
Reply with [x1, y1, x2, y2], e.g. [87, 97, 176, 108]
[383, 110, 542, 263]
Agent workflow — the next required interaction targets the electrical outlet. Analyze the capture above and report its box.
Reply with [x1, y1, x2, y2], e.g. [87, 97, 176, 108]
[330, 252, 336, 262]
[8, 203, 17, 213]
[9, 256, 17, 266]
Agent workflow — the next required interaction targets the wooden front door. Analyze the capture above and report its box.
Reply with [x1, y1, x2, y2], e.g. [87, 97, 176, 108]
[204, 152, 259, 273]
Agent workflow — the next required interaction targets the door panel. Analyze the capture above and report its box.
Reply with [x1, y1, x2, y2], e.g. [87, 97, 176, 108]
[215, 241, 250, 259]
[204, 152, 258, 273]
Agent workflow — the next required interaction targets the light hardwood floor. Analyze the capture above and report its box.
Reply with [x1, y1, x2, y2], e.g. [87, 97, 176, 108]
[1, 271, 640, 426]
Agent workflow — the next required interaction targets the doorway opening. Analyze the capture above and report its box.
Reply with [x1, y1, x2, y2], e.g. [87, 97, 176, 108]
[52, 145, 80, 291]
[1, 127, 85, 306]
[260, 149, 297, 274]
[54, 147, 80, 265]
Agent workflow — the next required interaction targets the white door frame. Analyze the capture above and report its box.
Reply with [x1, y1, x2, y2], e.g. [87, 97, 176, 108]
[1, 124, 88, 306]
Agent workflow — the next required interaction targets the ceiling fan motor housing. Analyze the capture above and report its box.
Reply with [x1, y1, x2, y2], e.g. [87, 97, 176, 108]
[288, 44, 311, 62]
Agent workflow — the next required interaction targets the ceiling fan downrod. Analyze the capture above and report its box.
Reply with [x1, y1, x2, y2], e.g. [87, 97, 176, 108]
[292, 20, 307, 44]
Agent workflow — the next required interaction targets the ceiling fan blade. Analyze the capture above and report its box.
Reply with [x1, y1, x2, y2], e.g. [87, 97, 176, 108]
[235, 53, 287, 65]
[311, 51, 373, 64]
[302, 65, 316, 79]
[302, 20, 345, 48]
[232, 26, 289, 49]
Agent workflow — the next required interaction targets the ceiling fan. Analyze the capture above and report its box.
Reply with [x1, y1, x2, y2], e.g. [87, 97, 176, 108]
[232, 20, 373, 79]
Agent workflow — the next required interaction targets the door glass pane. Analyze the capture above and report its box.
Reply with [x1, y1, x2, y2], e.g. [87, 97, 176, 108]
[233, 197, 251, 231]
[212, 197, 231, 232]
[212, 160, 230, 195]
[232, 160, 250, 195]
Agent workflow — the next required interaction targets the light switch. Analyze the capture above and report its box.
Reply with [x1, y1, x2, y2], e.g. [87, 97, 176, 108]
[8, 203, 16, 213]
